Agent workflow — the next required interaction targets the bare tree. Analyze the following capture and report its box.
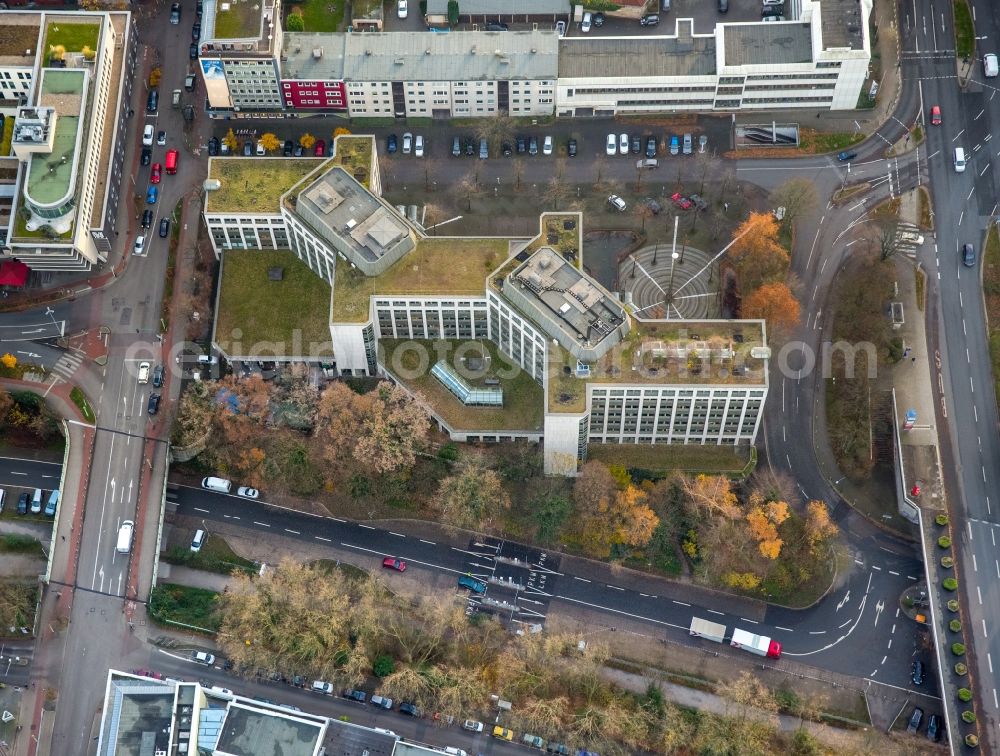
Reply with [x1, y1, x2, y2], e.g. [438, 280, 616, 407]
[512, 158, 526, 191]
[634, 201, 656, 232]
[873, 218, 900, 261]
[542, 176, 571, 211]
[694, 149, 713, 195]
[769, 177, 819, 226]
[475, 109, 515, 153]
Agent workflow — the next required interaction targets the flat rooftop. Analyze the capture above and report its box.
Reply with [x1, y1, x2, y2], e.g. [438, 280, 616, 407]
[505, 246, 625, 352]
[204, 0, 268, 41]
[427, 0, 569, 12]
[332, 237, 511, 322]
[724, 22, 813, 66]
[322, 717, 399, 756]
[28, 69, 86, 204]
[558, 21, 716, 79]
[0, 18, 41, 62]
[215, 703, 323, 756]
[548, 319, 768, 414]
[206, 158, 325, 214]
[380, 338, 544, 432]
[294, 167, 410, 264]
[98, 675, 175, 756]
[344, 30, 559, 82]
[282, 33, 347, 81]
[819, 0, 867, 50]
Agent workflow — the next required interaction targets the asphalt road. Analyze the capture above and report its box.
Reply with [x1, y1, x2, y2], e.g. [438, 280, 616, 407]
[169, 483, 927, 690]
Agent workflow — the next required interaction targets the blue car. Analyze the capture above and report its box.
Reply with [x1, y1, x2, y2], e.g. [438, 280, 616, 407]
[837, 150, 858, 162]
[146, 185, 158, 204]
[669, 135, 679, 155]
[387, 134, 397, 154]
[458, 575, 487, 594]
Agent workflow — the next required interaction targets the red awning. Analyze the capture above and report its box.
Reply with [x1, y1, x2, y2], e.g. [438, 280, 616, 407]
[0, 259, 29, 287]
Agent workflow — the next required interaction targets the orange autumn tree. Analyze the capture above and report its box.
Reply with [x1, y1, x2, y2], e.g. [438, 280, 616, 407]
[805, 500, 838, 554]
[726, 212, 790, 293]
[745, 498, 790, 560]
[742, 282, 801, 334]
[572, 462, 658, 558]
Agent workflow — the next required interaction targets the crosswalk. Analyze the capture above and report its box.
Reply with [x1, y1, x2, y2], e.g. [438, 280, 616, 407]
[50, 348, 85, 382]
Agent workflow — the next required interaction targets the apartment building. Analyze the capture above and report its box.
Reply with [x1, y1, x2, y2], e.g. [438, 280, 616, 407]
[1, 11, 138, 271]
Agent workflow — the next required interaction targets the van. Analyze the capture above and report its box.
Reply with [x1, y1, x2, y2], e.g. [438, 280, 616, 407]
[165, 149, 178, 174]
[985, 53, 999, 78]
[184, 74, 196, 91]
[116, 521, 134, 554]
[172, 89, 182, 108]
[44, 489, 59, 517]
[954, 147, 966, 172]
[190, 529, 207, 552]
[201, 476, 232, 493]
[636, 158, 658, 170]
[30, 488, 43, 514]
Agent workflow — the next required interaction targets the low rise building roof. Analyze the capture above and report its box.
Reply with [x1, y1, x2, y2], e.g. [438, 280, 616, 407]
[215, 703, 324, 756]
[819, 0, 867, 50]
[344, 30, 559, 82]
[282, 33, 347, 81]
[724, 22, 813, 66]
[426, 0, 570, 13]
[558, 22, 716, 79]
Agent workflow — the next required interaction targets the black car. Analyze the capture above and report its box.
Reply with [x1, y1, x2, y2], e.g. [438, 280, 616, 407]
[208, 137, 220, 156]
[963, 242, 976, 267]
[501, 141, 512, 156]
[159, 218, 170, 238]
[342, 689, 366, 703]
[593, 11, 605, 26]
[192, 23, 201, 41]
[169, 2, 181, 23]
[283, 139, 294, 157]
[16, 493, 28, 515]
[152, 365, 164, 388]
[567, 138, 577, 157]
[630, 134, 641, 154]
[141, 209, 153, 229]
[398, 702, 420, 716]
[464, 137, 475, 156]
[911, 660, 924, 686]
[195, 3, 203, 18]
[146, 88, 158, 114]
[243, 140, 253, 156]
[516, 135, 527, 154]
[646, 135, 657, 157]
[925, 714, 940, 741]
[484, 22, 509, 31]
[906, 707, 923, 734]
[189, 43, 198, 59]
[141, 148, 151, 166]
[387, 133, 397, 153]
[529, 136, 538, 155]
[147, 394, 161, 416]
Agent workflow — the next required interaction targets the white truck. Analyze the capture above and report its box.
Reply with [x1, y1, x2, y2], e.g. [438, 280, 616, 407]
[730, 627, 782, 659]
[689, 617, 727, 644]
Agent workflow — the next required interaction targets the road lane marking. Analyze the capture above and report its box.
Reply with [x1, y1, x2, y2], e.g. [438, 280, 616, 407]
[983, 619, 988, 639]
[252, 521, 271, 527]
[192, 507, 209, 513]
[809, 630, 826, 635]
[420, 539, 436, 545]
[994, 689, 998, 709]
[284, 529, 300, 535]
[554, 595, 687, 631]
[881, 655, 887, 665]
[340, 541, 468, 576]
[871, 565, 881, 571]
[774, 626, 792, 632]
[989, 653, 993, 674]
[606, 585, 625, 591]
[639, 593, 656, 598]
[707, 609, 725, 616]
[330, 516, 346, 523]
[359, 524, 376, 530]
[840, 619, 852, 628]
[672, 600, 690, 607]
[389, 532, 406, 538]
[889, 571, 899, 575]
[315, 536, 331, 542]
[973, 555, 978, 572]
[574, 577, 591, 583]
[9, 472, 26, 476]
[739, 618, 758, 624]
[977, 586, 982, 605]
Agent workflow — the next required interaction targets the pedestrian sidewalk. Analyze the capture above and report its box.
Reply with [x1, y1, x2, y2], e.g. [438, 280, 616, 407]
[156, 563, 234, 593]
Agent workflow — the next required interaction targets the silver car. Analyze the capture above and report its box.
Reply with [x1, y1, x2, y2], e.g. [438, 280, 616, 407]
[682, 133, 693, 155]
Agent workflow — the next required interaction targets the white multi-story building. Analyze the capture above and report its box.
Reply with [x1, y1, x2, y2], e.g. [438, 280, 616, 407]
[1, 11, 139, 271]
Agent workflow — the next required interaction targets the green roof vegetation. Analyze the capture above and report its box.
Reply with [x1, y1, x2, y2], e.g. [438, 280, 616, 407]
[214, 249, 333, 357]
[380, 338, 544, 432]
[525, 213, 582, 269]
[548, 319, 767, 414]
[212, 0, 263, 39]
[0, 24, 41, 58]
[0, 116, 15, 156]
[286, 0, 344, 32]
[332, 136, 373, 188]
[43, 21, 100, 63]
[11, 209, 71, 242]
[207, 158, 324, 214]
[332, 237, 511, 323]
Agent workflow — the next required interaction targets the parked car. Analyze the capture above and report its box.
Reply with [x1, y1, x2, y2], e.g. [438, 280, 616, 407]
[698, 134, 708, 153]
[159, 218, 170, 238]
[501, 141, 512, 156]
[529, 135, 538, 156]
[189, 43, 198, 59]
[607, 194, 627, 212]
[593, 11, 605, 25]
[462, 720, 484, 732]
[682, 133, 692, 154]
[906, 707, 923, 734]
[479, 138, 489, 159]
[382, 557, 407, 571]
[837, 150, 858, 161]
[689, 193, 709, 211]
[546, 744, 570, 755]
[911, 660, 924, 686]
[516, 135, 527, 154]
[523, 733, 546, 748]
[926, 714, 940, 741]
[543, 135, 553, 155]
[581, 11, 592, 32]
[387, 133, 398, 154]
[643, 198, 662, 215]
[618, 132, 629, 155]
[146, 186, 158, 204]
[397, 0, 407, 18]
[605, 133, 616, 156]
[567, 138, 577, 157]
[170, 2, 181, 23]
[930, 105, 941, 125]
[311, 680, 334, 694]
[669, 134, 679, 155]
[314, 139, 326, 156]
[342, 688, 366, 703]
[398, 701, 421, 716]
[492, 726, 514, 741]
[142, 125, 154, 146]
[141, 146, 151, 165]
[293, 144, 305, 156]
[464, 137, 475, 156]
[147, 394, 161, 416]
[133, 235, 145, 254]
[485, 22, 508, 31]
[556, 20, 566, 37]
[458, 575, 487, 593]
[207, 137, 219, 156]
[646, 135, 657, 157]
[16, 493, 28, 515]
[414, 135, 424, 157]
[630, 134, 641, 154]
[141, 209, 153, 229]
[192, 22, 201, 41]
[640, 14, 659, 26]
[192, 651, 215, 666]
[152, 365, 164, 388]
[671, 192, 693, 211]
[157, 130, 166, 146]
[283, 139, 294, 156]
[137, 361, 150, 384]
[150, 163, 161, 184]
[237, 486, 259, 499]
[371, 694, 393, 709]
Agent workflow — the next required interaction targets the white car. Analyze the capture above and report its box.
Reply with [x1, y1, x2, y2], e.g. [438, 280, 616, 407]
[157, 130, 166, 146]
[255, 140, 266, 155]
[192, 651, 215, 666]
[370, 694, 393, 709]
[607, 194, 627, 212]
[142, 124, 154, 146]
[581, 11, 592, 33]
[462, 720, 484, 732]
[402, 132, 412, 154]
[133, 235, 145, 254]
[606, 133, 616, 156]
[236, 486, 259, 499]
[618, 133, 629, 155]
[311, 680, 334, 694]
[137, 361, 151, 384]
[414, 134, 424, 157]
[397, 0, 407, 18]
[542, 135, 553, 155]
[555, 20, 566, 37]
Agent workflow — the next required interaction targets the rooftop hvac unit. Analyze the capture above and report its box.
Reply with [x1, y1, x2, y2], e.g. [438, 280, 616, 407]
[312, 48, 322, 58]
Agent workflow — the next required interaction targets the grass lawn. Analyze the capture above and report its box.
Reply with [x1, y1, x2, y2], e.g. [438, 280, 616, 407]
[380, 338, 544, 432]
[954, 0, 974, 59]
[333, 136, 373, 187]
[587, 442, 754, 476]
[43, 21, 100, 62]
[207, 158, 323, 213]
[163, 533, 258, 576]
[799, 129, 865, 154]
[149, 583, 221, 632]
[0, 534, 44, 555]
[984, 225, 1000, 415]
[287, 0, 344, 32]
[12, 209, 71, 241]
[213, 0, 263, 39]
[215, 250, 333, 357]
[70, 386, 94, 423]
[332, 237, 510, 322]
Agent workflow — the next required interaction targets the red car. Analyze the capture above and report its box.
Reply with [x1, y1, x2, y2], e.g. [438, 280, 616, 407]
[671, 192, 693, 211]
[382, 557, 406, 572]
[150, 163, 162, 184]
[930, 105, 941, 126]
[314, 139, 326, 156]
